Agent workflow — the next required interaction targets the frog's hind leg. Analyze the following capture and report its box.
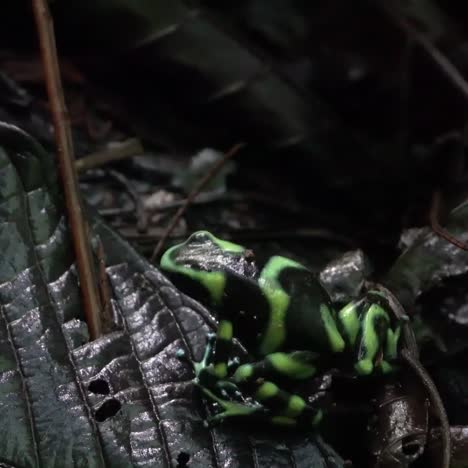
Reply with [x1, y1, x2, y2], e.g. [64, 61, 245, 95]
[197, 349, 324, 427]
[193, 332, 216, 374]
[252, 380, 323, 427]
[201, 379, 323, 428]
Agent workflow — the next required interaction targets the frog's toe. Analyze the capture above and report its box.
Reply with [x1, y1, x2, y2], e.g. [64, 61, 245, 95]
[198, 385, 261, 426]
[227, 356, 241, 373]
[205, 400, 260, 426]
[176, 348, 188, 360]
[207, 332, 216, 344]
[190, 333, 218, 378]
[216, 380, 244, 401]
[198, 333, 216, 366]
[196, 364, 216, 384]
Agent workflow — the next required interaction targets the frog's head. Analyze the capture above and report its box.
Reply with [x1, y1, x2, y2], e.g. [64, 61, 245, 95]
[160, 231, 257, 305]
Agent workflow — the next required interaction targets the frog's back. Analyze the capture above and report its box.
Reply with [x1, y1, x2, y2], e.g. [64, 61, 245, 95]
[160, 232, 345, 358]
[257, 257, 345, 355]
[221, 269, 272, 352]
[282, 267, 345, 353]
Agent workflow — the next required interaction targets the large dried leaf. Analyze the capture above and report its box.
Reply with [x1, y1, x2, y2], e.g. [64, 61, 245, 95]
[0, 122, 344, 467]
[384, 203, 468, 309]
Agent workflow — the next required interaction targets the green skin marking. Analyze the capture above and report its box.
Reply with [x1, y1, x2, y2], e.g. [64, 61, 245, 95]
[211, 236, 246, 253]
[200, 386, 259, 422]
[312, 410, 323, 426]
[258, 255, 344, 355]
[268, 352, 317, 380]
[378, 326, 401, 374]
[257, 256, 301, 355]
[385, 326, 401, 361]
[355, 304, 390, 375]
[284, 395, 306, 418]
[255, 381, 279, 400]
[218, 320, 233, 341]
[233, 364, 253, 383]
[214, 362, 228, 378]
[160, 232, 244, 305]
[160, 245, 226, 304]
[338, 302, 360, 347]
[379, 361, 393, 374]
[320, 303, 345, 353]
[271, 416, 297, 426]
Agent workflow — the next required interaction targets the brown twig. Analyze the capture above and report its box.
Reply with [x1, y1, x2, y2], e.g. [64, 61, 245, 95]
[375, 1, 468, 102]
[97, 238, 113, 333]
[32, 0, 103, 339]
[75, 138, 144, 172]
[107, 169, 148, 233]
[401, 349, 451, 468]
[150, 142, 245, 261]
[430, 190, 468, 251]
[409, 29, 468, 102]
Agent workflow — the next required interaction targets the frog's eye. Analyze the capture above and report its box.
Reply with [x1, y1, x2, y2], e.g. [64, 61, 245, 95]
[188, 231, 212, 244]
[244, 249, 255, 262]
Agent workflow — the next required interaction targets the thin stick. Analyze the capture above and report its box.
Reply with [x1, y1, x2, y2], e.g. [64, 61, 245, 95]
[150, 142, 245, 261]
[97, 238, 113, 333]
[75, 138, 144, 172]
[430, 190, 468, 251]
[32, 0, 102, 339]
[409, 28, 468, 102]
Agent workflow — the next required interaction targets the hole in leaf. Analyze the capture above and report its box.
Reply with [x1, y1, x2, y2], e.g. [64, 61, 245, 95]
[401, 436, 424, 459]
[88, 379, 110, 395]
[95, 398, 121, 422]
[177, 451, 190, 467]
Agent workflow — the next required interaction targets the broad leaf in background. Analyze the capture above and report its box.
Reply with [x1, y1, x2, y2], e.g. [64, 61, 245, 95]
[47, 0, 404, 187]
[0, 122, 344, 467]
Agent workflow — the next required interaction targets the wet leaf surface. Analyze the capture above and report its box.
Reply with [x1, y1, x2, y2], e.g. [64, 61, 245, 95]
[384, 203, 468, 310]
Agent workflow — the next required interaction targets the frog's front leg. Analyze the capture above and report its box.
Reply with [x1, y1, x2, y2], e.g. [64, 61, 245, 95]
[179, 319, 236, 391]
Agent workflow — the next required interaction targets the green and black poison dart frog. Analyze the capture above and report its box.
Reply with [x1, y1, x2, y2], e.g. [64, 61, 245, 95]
[160, 231, 402, 427]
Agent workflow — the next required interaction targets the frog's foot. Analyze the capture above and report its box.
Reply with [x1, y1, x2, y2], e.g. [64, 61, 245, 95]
[176, 332, 215, 368]
[193, 333, 216, 374]
[177, 333, 225, 389]
[209, 358, 242, 399]
[200, 386, 263, 427]
[175, 348, 190, 362]
[200, 384, 323, 428]
[214, 379, 244, 402]
[227, 356, 241, 373]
